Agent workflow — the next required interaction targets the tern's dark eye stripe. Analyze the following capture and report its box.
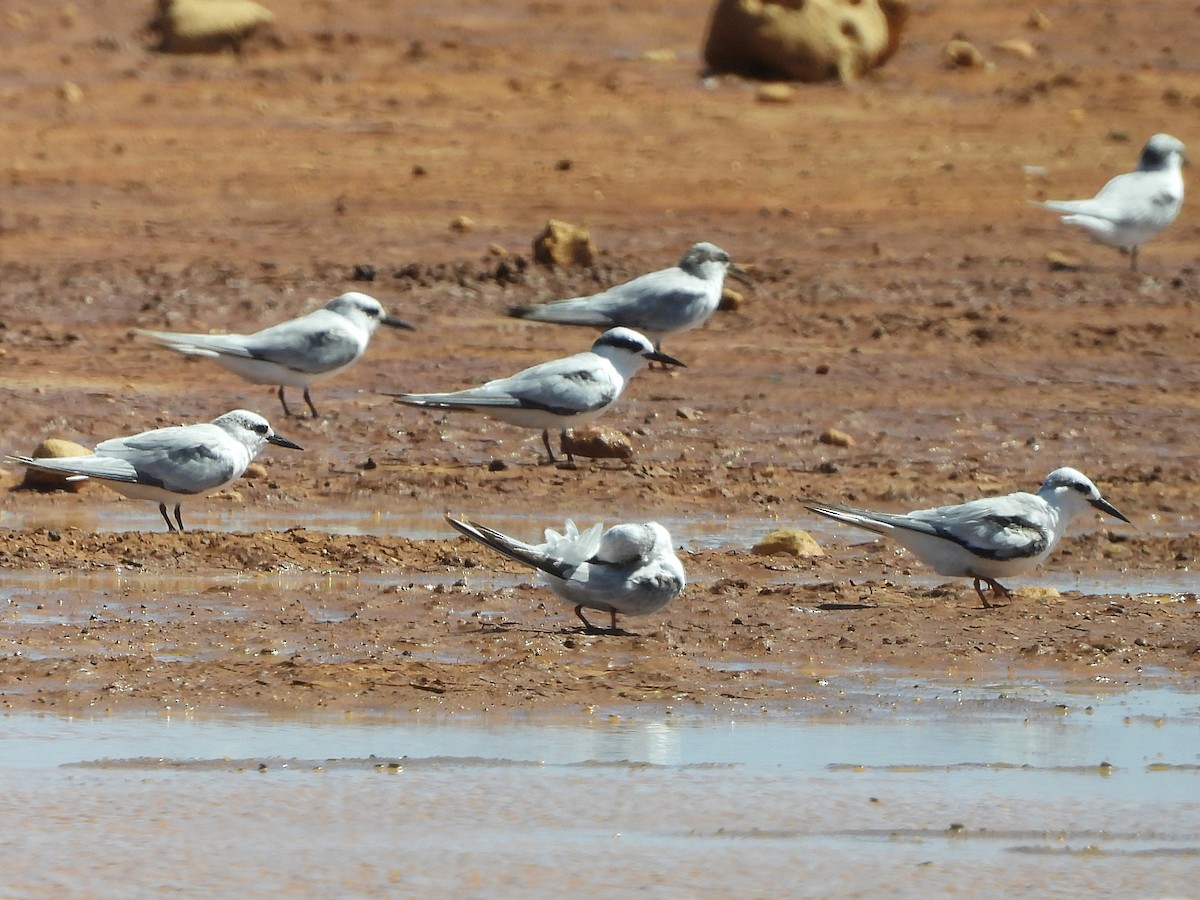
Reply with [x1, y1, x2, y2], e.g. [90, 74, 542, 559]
[598, 336, 648, 354]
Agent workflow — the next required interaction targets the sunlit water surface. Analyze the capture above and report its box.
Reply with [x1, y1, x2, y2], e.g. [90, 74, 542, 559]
[1, 675, 1198, 897]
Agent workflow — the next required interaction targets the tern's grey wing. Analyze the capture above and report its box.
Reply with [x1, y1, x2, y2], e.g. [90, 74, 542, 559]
[907, 494, 1053, 561]
[141, 311, 361, 374]
[95, 425, 240, 493]
[445, 515, 575, 580]
[238, 311, 363, 373]
[403, 353, 619, 415]
[1048, 171, 1177, 223]
[513, 269, 705, 334]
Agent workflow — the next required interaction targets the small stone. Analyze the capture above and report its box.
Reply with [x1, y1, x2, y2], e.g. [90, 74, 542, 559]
[1015, 587, 1061, 602]
[993, 39, 1035, 60]
[1045, 250, 1081, 271]
[641, 48, 676, 63]
[487, 459, 508, 472]
[243, 463, 269, 480]
[58, 82, 84, 104]
[819, 427, 855, 448]
[675, 407, 704, 421]
[150, 0, 275, 54]
[561, 425, 633, 460]
[1026, 8, 1051, 30]
[450, 215, 475, 233]
[756, 83, 795, 104]
[532, 220, 597, 268]
[18, 439, 93, 492]
[943, 39, 985, 68]
[718, 287, 744, 311]
[752, 528, 824, 558]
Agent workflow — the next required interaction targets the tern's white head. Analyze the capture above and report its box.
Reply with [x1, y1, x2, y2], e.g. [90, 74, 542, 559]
[211, 409, 303, 453]
[1137, 134, 1186, 173]
[325, 292, 415, 335]
[1036, 467, 1130, 525]
[589, 327, 686, 376]
[677, 242, 735, 280]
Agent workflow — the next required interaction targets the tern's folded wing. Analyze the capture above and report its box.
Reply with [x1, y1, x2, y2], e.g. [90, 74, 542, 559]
[908, 496, 1052, 561]
[512, 269, 705, 333]
[240, 312, 362, 373]
[95, 425, 240, 493]
[399, 354, 620, 415]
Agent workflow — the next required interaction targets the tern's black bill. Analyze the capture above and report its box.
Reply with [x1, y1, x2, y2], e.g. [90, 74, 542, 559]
[646, 349, 686, 368]
[727, 261, 752, 286]
[382, 315, 417, 331]
[1091, 497, 1131, 524]
[268, 434, 304, 451]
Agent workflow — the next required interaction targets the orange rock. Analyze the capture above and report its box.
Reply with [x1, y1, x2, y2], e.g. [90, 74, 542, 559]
[703, 0, 910, 84]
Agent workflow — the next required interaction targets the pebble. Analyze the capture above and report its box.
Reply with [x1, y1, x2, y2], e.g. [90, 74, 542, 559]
[19, 439, 92, 492]
[560, 425, 633, 460]
[752, 529, 824, 558]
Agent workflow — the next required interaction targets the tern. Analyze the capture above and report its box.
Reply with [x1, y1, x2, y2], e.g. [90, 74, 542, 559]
[7, 409, 302, 532]
[138, 291, 415, 418]
[1034, 133, 1185, 271]
[507, 242, 743, 353]
[389, 327, 683, 464]
[445, 513, 686, 633]
[804, 467, 1131, 608]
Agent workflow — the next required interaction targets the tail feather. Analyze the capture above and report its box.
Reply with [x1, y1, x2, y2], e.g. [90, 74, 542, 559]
[802, 500, 894, 538]
[445, 514, 574, 579]
[540, 519, 604, 565]
[508, 300, 615, 328]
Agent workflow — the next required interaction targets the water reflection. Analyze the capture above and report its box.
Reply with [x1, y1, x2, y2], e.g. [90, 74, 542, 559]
[2, 676, 1199, 895]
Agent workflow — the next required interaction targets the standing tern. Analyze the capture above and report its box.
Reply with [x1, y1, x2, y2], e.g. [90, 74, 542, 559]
[389, 327, 683, 464]
[507, 242, 743, 354]
[6, 410, 303, 532]
[445, 513, 686, 633]
[804, 467, 1131, 608]
[1034, 133, 1185, 271]
[138, 291, 415, 418]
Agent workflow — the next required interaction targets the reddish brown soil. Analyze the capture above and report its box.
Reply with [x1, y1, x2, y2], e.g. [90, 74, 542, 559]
[1, 0, 1199, 714]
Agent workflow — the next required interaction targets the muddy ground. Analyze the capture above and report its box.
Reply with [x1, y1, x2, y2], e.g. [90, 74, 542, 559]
[1, 0, 1198, 715]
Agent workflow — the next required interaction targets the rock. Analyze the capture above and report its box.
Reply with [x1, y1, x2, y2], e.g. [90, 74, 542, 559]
[1015, 586, 1060, 602]
[149, 0, 276, 54]
[718, 287, 744, 311]
[450, 215, 475, 233]
[58, 82, 84, 105]
[18, 439, 93, 492]
[703, 0, 910, 84]
[641, 48, 677, 64]
[943, 39, 985, 69]
[756, 83, 795, 103]
[675, 406, 704, 421]
[532, 220, 597, 268]
[243, 463, 269, 480]
[561, 425, 634, 460]
[752, 528, 824, 558]
[1045, 250, 1081, 271]
[1026, 8, 1051, 30]
[819, 427, 855, 448]
[993, 39, 1035, 60]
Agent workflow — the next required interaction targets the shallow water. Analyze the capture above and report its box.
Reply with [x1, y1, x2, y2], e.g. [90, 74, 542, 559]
[2, 675, 1198, 897]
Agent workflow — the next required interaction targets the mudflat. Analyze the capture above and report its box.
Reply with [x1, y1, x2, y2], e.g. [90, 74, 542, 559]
[2, 0, 1198, 715]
